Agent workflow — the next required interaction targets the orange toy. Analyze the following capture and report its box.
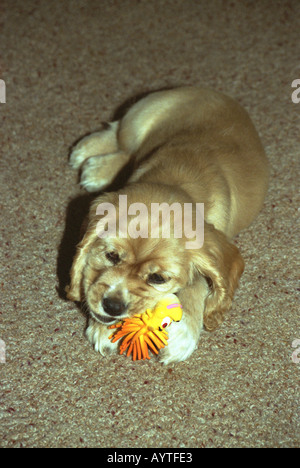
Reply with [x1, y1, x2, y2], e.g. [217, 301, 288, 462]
[108, 294, 183, 360]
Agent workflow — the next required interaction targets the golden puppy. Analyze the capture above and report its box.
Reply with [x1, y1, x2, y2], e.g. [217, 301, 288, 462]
[66, 87, 269, 364]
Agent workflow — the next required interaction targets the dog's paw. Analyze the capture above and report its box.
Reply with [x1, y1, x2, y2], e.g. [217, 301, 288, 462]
[69, 131, 108, 169]
[69, 136, 97, 169]
[86, 320, 119, 357]
[80, 151, 129, 192]
[80, 154, 112, 192]
[69, 146, 87, 170]
[158, 316, 201, 365]
[69, 123, 119, 169]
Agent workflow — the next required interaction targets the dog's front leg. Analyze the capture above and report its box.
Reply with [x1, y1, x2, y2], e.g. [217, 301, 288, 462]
[85, 318, 119, 357]
[159, 276, 209, 365]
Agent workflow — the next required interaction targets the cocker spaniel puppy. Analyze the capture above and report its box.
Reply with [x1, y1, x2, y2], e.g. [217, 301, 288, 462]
[66, 86, 269, 364]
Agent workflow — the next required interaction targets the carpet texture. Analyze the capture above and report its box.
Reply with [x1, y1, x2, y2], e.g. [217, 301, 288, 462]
[0, 0, 299, 448]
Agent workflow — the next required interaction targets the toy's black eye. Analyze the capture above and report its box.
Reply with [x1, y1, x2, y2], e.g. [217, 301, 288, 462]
[148, 273, 166, 284]
[105, 251, 120, 265]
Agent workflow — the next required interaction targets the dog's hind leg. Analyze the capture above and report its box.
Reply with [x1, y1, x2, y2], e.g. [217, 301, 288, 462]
[70, 121, 131, 192]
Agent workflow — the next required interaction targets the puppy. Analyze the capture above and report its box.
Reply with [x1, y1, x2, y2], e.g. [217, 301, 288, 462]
[66, 86, 269, 364]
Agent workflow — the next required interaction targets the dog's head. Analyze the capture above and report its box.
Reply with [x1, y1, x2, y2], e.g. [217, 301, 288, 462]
[66, 188, 194, 324]
[66, 187, 244, 329]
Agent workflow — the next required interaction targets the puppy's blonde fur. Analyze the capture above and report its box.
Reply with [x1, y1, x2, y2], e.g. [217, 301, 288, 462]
[66, 87, 269, 364]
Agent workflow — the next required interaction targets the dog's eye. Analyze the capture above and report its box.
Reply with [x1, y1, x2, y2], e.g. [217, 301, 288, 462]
[148, 273, 166, 284]
[105, 251, 120, 265]
[205, 276, 213, 290]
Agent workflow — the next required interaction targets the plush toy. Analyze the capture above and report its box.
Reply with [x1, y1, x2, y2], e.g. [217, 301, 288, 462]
[108, 293, 183, 361]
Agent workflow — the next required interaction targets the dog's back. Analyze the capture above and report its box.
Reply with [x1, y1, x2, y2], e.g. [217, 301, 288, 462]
[121, 87, 269, 237]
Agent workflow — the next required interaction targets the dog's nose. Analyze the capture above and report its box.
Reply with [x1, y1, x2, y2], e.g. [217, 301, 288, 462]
[102, 297, 127, 316]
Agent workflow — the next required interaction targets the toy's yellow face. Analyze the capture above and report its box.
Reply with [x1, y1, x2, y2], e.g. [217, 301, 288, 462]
[149, 294, 183, 331]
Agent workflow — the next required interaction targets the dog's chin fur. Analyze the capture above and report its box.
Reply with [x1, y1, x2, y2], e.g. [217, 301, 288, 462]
[66, 86, 269, 364]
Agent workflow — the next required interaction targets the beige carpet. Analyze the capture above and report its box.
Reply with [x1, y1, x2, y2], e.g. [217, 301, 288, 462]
[0, 0, 299, 448]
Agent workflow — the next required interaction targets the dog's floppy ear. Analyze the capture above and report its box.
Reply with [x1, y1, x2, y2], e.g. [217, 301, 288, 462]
[65, 194, 111, 302]
[189, 223, 245, 331]
[65, 223, 98, 302]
